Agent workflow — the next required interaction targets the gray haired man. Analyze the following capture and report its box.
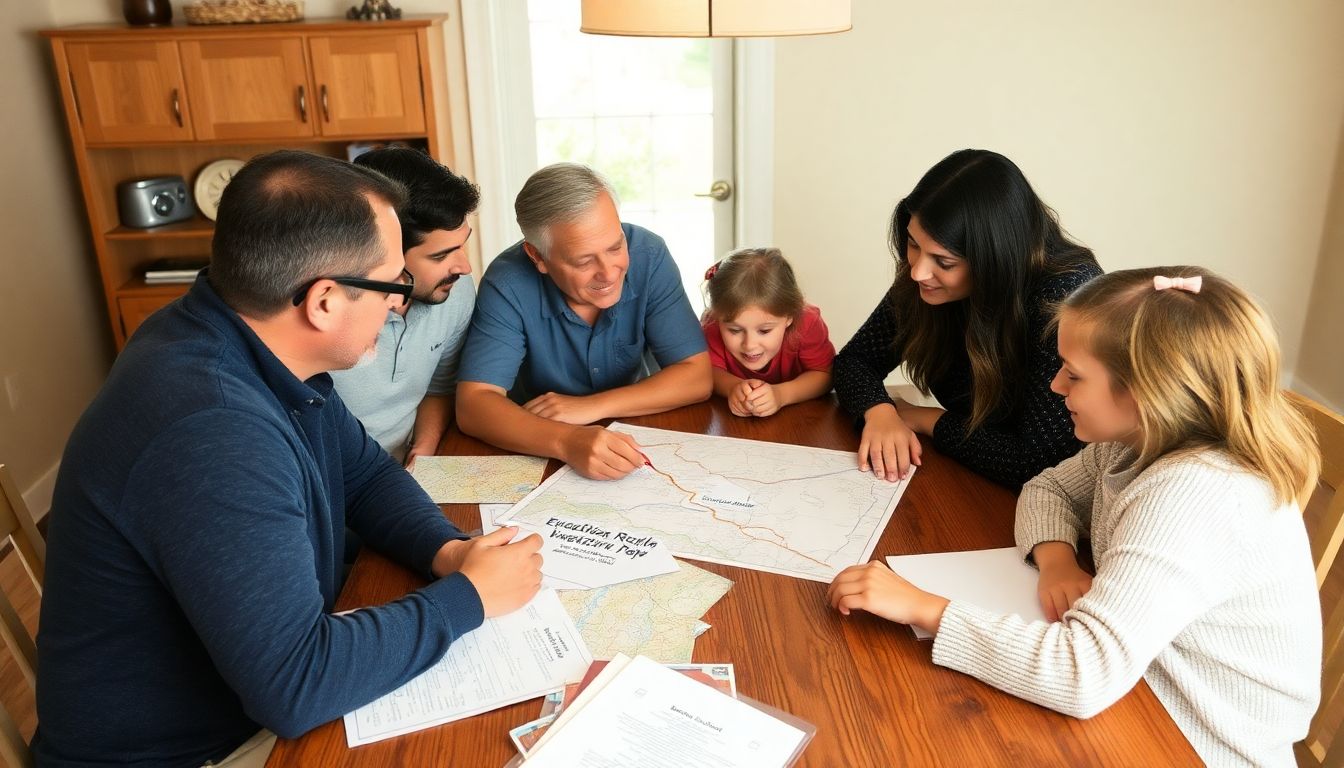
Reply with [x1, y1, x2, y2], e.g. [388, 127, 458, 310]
[456, 162, 710, 479]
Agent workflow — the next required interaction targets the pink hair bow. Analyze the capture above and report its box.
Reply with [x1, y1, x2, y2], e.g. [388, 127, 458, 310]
[1153, 275, 1202, 293]
[704, 262, 720, 281]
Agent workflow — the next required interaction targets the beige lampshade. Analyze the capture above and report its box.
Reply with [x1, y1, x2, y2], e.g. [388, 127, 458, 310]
[580, 0, 851, 37]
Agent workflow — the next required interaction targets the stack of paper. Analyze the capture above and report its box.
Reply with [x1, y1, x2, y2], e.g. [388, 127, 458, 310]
[506, 654, 813, 767]
[340, 589, 592, 746]
[143, 258, 207, 284]
[509, 660, 737, 756]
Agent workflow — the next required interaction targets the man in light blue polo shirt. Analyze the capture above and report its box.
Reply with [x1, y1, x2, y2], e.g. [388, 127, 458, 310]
[457, 163, 711, 480]
[330, 148, 479, 466]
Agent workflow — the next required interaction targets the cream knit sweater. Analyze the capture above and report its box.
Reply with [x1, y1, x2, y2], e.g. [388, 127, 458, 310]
[930, 443, 1321, 767]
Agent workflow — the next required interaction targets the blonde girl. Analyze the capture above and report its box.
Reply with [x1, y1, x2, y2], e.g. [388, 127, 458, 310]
[828, 267, 1321, 767]
[702, 248, 835, 417]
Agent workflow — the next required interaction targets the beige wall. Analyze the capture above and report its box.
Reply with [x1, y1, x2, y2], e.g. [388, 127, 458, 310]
[1298, 123, 1344, 412]
[0, 0, 113, 511]
[772, 0, 1344, 401]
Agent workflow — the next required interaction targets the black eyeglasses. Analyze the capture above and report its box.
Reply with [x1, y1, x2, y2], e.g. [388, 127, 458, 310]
[291, 270, 415, 307]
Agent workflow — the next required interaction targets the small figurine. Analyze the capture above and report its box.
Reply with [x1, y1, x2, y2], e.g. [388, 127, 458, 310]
[347, 0, 400, 21]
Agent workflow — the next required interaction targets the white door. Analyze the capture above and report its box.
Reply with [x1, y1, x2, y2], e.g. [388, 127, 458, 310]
[524, 1, 734, 315]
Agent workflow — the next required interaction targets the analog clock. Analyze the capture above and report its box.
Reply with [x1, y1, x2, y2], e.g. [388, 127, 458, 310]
[193, 159, 245, 221]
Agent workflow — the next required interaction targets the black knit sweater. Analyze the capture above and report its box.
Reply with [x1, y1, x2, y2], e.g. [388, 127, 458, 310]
[833, 263, 1102, 488]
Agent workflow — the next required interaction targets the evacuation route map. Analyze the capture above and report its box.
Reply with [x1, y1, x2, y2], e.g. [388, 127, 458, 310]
[500, 423, 911, 582]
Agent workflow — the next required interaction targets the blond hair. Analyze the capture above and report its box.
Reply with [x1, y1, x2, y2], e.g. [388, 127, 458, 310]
[703, 247, 806, 326]
[1060, 266, 1317, 505]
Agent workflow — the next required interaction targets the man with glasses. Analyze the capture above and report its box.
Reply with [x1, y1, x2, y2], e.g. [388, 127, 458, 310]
[35, 150, 542, 767]
[329, 147, 481, 466]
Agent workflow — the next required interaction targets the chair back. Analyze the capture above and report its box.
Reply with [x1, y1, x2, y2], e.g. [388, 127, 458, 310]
[0, 464, 44, 768]
[1287, 393, 1344, 768]
[1288, 391, 1344, 587]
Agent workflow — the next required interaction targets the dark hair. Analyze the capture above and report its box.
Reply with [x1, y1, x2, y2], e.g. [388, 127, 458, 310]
[889, 149, 1096, 431]
[704, 247, 806, 328]
[210, 150, 407, 317]
[353, 147, 480, 251]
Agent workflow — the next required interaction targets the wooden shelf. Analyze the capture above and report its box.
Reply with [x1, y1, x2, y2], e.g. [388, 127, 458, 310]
[45, 16, 454, 349]
[117, 277, 195, 297]
[106, 216, 215, 241]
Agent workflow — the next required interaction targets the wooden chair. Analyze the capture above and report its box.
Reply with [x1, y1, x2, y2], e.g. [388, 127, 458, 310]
[0, 464, 44, 768]
[1288, 392, 1344, 768]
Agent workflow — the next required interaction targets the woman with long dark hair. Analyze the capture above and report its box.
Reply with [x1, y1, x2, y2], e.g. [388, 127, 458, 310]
[834, 149, 1102, 487]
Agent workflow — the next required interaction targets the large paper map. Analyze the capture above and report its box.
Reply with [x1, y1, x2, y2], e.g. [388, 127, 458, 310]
[501, 424, 910, 582]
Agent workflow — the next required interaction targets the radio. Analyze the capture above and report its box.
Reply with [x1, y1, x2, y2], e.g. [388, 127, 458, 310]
[116, 176, 194, 228]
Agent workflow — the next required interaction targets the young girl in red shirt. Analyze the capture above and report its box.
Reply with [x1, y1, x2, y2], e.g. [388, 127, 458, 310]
[702, 247, 836, 417]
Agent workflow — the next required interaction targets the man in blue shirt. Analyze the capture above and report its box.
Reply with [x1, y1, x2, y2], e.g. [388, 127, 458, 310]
[35, 151, 542, 767]
[456, 163, 711, 480]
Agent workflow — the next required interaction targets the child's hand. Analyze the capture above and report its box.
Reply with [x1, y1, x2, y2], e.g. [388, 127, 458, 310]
[828, 560, 949, 635]
[728, 379, 755, 417]
[858, 403, 922, 481]
[743, 379, 779, 417]
[1036, 557, 1093, 622]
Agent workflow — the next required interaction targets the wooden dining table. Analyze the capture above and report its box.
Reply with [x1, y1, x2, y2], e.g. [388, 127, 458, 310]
[268, 396, 1200, 766]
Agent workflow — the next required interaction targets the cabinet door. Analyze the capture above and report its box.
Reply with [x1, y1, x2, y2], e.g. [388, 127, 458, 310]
[118, 294, 178, 340]
[66, 41, 193, 144]
[308, 33, 426, 137]
[180, 37, 315, 141]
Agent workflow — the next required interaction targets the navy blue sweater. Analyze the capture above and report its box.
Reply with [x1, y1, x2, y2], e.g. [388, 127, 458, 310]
[34, 275, 484, 766]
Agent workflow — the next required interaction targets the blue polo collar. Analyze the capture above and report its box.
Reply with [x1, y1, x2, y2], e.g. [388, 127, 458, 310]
[193, 270, 333, 413]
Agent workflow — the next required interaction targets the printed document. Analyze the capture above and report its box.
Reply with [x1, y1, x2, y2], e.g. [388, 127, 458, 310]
[342, 589, 591, 746]
[514, 514, 680, 590]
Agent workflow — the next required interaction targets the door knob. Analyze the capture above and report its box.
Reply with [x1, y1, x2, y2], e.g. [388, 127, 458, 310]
[695, 180, 732, 201]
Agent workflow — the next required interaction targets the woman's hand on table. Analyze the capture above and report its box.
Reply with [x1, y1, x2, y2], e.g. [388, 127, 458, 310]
[858, 402, 922, 481]
[828, 560, 949, 635]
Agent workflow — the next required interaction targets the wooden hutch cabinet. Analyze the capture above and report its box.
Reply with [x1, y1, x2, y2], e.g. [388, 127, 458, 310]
[43, 17, 456, 348]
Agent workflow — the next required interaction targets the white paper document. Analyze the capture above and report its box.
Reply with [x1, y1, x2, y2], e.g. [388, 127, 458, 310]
[512, 514, 680, 590]
[886, 547, 1048, 639]
[342, 589, 592, 746]
[524, 654, 807, 767]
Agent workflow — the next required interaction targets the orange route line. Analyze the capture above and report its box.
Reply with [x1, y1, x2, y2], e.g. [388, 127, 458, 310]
[641, 460, 833, 570]
[639, 439, 856, 486]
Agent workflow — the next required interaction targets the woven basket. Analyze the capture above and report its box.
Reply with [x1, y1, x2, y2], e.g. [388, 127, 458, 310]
[183, 0, 303, 24]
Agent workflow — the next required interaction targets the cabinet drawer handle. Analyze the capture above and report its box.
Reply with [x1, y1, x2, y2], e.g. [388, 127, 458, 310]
[297, 84, 308, 122]
[320, 84, 330, 122]
[171, 87, 183, 127]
